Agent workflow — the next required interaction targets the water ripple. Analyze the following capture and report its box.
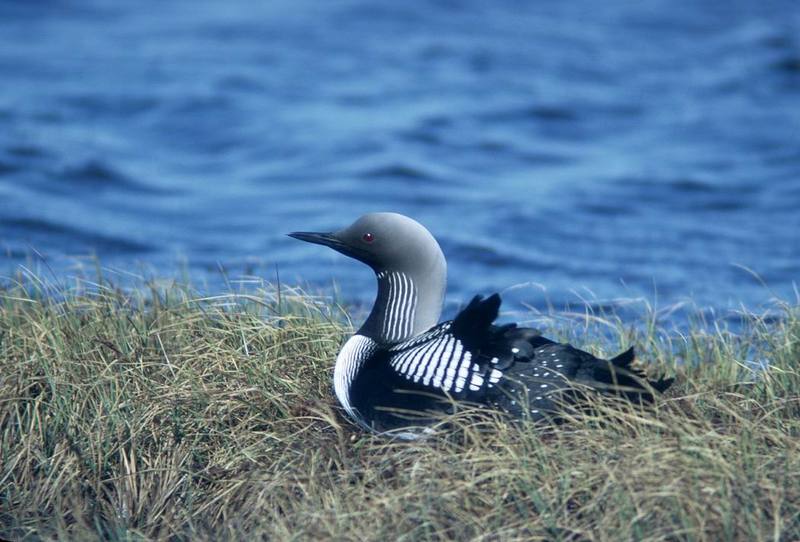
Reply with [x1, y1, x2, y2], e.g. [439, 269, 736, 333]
[58, 160, 169, 194]
[5, 217, 153, 255]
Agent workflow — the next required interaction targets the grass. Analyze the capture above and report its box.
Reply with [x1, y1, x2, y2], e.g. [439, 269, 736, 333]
[1, 271, 798, 541]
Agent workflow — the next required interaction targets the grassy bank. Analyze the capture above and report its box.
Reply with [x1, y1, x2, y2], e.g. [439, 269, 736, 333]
[1, 274, 798, 541]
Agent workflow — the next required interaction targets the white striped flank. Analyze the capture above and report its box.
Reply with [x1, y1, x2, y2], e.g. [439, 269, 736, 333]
[421, 336, 450, 386]
[391, 348, 417, 374]
[334, 335, 378, 420]
[388, 322, 452, 352]
[405, 337, 441, 381]
[454, 351, 472, 392]
[386, 318, 505, 395]
[440, 339, 464, 391]
[431, 337, 456, 388]
[469, 373, 484, 391]
[388, 333, 497, 395]
[380, 271, 417, 342]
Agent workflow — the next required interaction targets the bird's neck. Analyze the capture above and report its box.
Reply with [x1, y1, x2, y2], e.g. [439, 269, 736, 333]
[359, 266, 445, 343]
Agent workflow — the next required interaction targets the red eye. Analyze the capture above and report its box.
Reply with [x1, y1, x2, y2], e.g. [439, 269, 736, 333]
[362, 232, 374, 243]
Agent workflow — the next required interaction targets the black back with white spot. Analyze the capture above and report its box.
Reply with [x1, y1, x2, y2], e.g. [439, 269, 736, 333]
[347, 294, 672, 433]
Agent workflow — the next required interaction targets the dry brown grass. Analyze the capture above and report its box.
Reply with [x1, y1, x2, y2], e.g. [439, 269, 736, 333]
[1, 273, 798, 541]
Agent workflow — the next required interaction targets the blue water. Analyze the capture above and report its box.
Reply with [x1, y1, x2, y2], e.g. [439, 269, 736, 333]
[1, 0, 799, 321]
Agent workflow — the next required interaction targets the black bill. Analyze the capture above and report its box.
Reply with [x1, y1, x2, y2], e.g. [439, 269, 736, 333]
[287, 231, 341, 248]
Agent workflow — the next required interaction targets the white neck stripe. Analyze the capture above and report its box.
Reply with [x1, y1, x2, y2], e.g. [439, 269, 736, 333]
[380, 271, 417, 342]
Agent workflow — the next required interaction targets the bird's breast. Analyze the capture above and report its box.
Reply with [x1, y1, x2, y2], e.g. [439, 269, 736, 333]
[334, 335, 378, 419]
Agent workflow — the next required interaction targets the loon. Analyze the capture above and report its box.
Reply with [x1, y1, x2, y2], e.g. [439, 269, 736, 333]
[290, 212, 672, 437]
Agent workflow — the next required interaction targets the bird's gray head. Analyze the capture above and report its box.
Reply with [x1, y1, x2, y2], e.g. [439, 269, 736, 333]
[289, 212, 444, 276]
[289, 212, 447, 341]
